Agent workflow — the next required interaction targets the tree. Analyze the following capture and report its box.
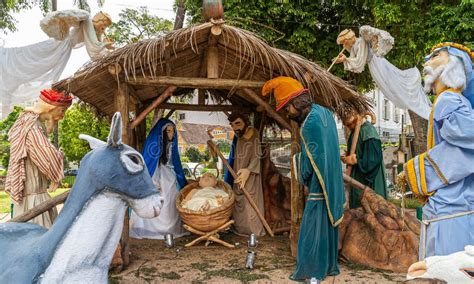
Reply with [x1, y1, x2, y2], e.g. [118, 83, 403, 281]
[0, 106, 23, 168]
[185, 0, 474, 154]
[59, 103, 110, 164]
[184, 146, 203, 162]
[107, 7, 173, 46]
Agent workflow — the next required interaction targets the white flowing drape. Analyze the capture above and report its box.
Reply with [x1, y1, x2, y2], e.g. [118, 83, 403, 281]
[0, 15, 108, 115]
[344, 36, 431, 120]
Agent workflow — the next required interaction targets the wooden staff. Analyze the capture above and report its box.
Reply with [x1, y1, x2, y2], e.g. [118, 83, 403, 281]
[327, 48, 345, 72]
[346, 117, 362, 176]
[207, 139, 275, 237]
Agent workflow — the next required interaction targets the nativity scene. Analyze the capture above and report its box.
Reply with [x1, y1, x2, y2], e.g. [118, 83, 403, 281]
[1, 0, 472, 283]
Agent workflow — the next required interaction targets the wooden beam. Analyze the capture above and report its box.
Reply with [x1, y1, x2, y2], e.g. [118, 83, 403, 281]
[9, 191, 69, 223]
[130, 86, 177, 129]
[157, 103, 246, 112]
[115, 83, 131, 268]
[207, 23, 221, 79]
[198, 89, 206, 105]
[127, 76, 265, 90]
[242, 88, 291, 131]
[165, 109, 176, 119]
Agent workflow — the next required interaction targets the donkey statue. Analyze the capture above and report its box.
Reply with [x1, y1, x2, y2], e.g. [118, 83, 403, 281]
[0, 112, 164, 283]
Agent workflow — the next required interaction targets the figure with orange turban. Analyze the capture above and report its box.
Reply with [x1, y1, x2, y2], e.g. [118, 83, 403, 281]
[5, 89, 72, 228]
[262, 77, 345, 283]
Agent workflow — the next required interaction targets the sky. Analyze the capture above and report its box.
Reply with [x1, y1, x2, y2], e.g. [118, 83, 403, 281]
[1, 0, 176, 80]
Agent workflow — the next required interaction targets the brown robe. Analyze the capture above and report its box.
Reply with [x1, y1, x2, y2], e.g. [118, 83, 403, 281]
[232, 128, 265, 236]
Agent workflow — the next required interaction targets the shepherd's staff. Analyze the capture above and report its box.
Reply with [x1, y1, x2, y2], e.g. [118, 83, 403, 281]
[327, 47, 346, 72]
[206, 139, 275, 237]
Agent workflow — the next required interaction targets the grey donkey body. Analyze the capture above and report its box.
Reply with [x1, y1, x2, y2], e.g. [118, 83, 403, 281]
[0, 113, 163, 283]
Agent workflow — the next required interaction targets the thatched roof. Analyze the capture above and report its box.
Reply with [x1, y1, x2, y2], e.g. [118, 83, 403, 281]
[54, 21, 370, 119]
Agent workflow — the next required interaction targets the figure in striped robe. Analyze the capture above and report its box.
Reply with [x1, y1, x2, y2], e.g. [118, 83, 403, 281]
[5, 89, 72, 228]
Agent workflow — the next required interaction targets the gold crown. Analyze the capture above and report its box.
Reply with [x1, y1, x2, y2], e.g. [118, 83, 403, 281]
[431, 42, 474, 61]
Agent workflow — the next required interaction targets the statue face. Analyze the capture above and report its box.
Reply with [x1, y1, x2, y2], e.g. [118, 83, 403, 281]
[343, 115, 358, 130]
[342, 36, 356, 51]
[423, 49, 449, 93]
[230, 117, 247, 138]
[199, 173, 217, 188]
[424, 49, 449, 73]
[165, 125, 174, 141]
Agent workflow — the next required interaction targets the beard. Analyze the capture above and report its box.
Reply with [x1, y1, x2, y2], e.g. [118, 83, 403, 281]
[288, 111, 305, 124]
[234, 125, 248, 138]
[423, 65, 445, 93]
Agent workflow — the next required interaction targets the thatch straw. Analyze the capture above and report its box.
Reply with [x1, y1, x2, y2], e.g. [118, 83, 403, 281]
[54, 21, 370, 119]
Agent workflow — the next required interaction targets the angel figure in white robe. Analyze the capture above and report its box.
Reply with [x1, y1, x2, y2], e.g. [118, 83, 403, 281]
[334, 26, 432, 119]
[0, 9, 114, 116]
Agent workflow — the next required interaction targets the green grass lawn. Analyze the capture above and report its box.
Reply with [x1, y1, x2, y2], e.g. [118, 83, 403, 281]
[389, 198, 422, 209]
[0, 188, 70, 214]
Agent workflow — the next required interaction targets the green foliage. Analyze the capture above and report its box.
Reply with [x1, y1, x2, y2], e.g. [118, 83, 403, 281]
[215, 139, 231, 154]
[185, 0, 474, 92]
[184, 146, 204, 162]
[0, 106, 23, 168]
[108, 7, 173, 46]
[59, 103, 110, 164]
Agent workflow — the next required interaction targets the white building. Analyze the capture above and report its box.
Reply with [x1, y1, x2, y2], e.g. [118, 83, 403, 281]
[336, 88, 412, 144]
[173, 93, 230, 126]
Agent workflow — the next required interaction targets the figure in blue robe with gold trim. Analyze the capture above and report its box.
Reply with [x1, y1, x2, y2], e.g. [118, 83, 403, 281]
[402, 43, 474, 259]
[263, 77, 345, 282]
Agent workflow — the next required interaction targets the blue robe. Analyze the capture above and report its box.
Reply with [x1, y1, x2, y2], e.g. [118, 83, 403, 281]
[404, 90, 474, 259]
[291, 104, 346, 280]
[142, 119, 187, 189]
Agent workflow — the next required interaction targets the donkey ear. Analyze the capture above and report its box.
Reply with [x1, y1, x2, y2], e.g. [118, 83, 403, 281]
[79, 134, 106, 149]
[108, 112, 123, 147]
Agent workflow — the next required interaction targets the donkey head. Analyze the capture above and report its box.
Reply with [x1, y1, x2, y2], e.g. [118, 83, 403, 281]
[78, 112, 163, 218]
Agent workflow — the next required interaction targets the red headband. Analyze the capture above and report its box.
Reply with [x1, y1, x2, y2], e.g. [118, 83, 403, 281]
[39, 89, 73, 107]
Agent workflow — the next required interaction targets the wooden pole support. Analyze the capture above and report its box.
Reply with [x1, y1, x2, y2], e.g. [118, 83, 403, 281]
[242, 88, 291, 131]
[130, 86, 177, 129]
[207, 140, 275, 237]
[9, 191, 69, 223]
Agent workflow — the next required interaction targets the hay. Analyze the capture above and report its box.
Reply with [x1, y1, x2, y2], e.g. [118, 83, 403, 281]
[54, 22, 370, 119]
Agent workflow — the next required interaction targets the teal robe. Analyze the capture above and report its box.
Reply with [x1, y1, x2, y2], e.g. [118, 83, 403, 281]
[291, 104, 346, 281]
[347, 121, 387, 208]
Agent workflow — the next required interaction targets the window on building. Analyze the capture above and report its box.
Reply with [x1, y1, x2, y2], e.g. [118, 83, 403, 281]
[179, 113, 186, 120]
[394, 108, 400, 123]
[383, 99, 390, 120]
[383, 131, 390, 137]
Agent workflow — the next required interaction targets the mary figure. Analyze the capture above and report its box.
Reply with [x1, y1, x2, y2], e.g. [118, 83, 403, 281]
[130, 119, 188, 239]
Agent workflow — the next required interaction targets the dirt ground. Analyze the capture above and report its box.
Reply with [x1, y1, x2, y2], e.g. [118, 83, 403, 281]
[110, 233, 405, 283]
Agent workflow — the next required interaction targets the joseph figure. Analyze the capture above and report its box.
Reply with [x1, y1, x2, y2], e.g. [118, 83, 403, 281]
[225, 112, 265, 237]
[263, 76, 345, 283]
[341, 111, 387, 208]
[5, 89, 72, 228]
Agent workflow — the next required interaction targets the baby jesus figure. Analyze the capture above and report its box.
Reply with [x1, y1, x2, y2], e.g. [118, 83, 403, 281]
[182, 173, 229, 212]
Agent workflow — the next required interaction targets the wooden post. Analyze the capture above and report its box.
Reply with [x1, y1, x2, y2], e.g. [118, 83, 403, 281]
[127, 77, 264, 90]
[135, 105, 147, 153]
[198, 89, 206, 105]
[207, 46, 219, 79]
[242, 88, 291, 131]
[290, 121, 304, 257]
[130, 86, 177, 129]
[115, 82, 131, 267]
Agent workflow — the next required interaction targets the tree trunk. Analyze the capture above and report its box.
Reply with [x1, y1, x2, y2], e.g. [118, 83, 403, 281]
[408, 110, 427, 156]
[174, 0, 186, 30]
[52, 0, 57, 11]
